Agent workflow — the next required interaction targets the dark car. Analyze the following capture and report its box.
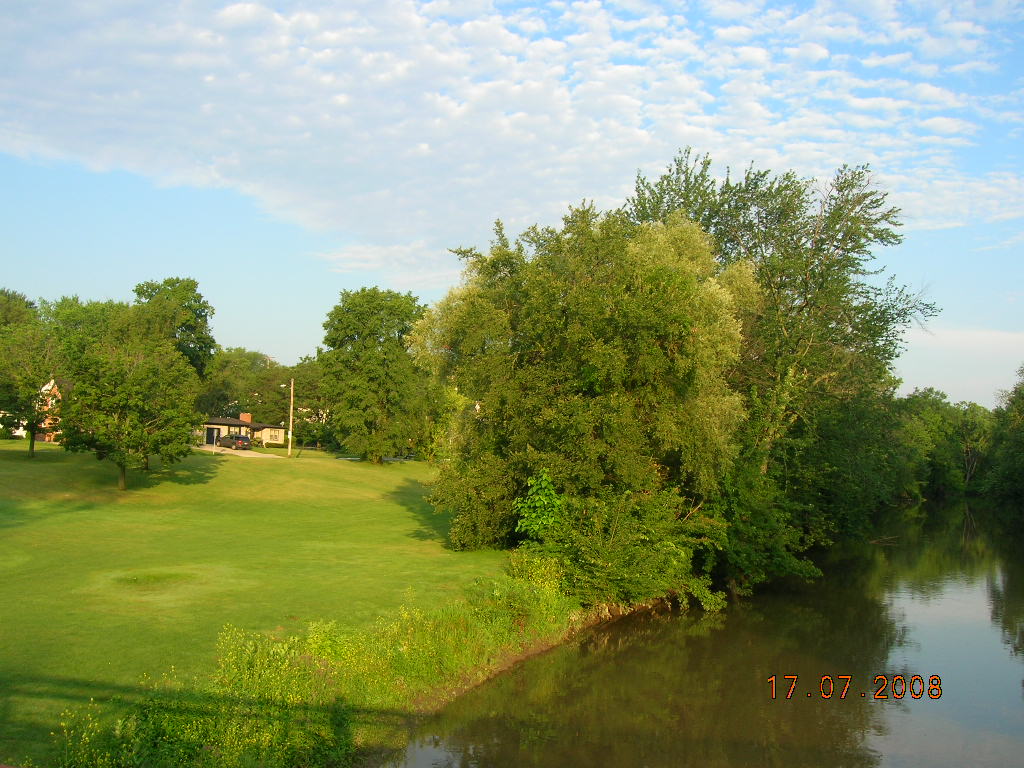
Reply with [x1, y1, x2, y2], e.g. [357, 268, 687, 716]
[216, 434, 251, 450]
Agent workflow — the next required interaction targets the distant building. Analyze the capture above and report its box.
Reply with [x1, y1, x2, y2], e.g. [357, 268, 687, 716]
[198, 412, 286, 446]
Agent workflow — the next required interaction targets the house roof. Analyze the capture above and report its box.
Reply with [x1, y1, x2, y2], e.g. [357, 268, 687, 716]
[203, 417, 283, 430]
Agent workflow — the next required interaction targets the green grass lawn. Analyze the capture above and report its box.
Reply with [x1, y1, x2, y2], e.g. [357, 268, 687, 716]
[0, 441, 505, 766]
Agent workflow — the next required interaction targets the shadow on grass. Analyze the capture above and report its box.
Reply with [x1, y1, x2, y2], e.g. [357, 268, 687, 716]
[388, 478, 454, 548]
[0, 672, 414, 768]
[0, 449, 221, 531]
[130, 450, 221, 490]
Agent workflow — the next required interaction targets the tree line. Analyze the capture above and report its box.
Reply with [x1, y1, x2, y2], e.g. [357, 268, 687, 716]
[1, 148, 1021, 602]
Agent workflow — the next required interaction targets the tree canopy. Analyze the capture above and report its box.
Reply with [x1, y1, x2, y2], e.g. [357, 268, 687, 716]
[321, 287, 434, 462]
[0, 288, 38, 328]
[411, 209, 752, 605]
[624, 149, 936, 592]
[56, 301, 201, 489]
[133, 277, 216, 378]
[196, 346, 287, 423]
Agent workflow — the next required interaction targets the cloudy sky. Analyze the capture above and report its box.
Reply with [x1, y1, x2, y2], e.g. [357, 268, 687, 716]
[2, 0, 1022, 406]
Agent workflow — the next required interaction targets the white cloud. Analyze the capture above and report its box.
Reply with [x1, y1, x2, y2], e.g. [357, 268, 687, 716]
[0, 0, 1020, 279]
[863, 52, 911, 68]
[785, 42, 829, 61]
[918, 116, 977, 135]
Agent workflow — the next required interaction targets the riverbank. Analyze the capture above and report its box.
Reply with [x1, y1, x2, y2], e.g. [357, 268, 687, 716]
[51, 548, 678, 768]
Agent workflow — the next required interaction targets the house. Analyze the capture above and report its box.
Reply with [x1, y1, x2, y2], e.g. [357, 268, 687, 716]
[199, 412, 286, 447]
[38, 378, 63, 442]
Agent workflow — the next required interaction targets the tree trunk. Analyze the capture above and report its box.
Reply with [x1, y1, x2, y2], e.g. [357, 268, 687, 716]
[118, 463, 127, 491]
[28, 430, 36, 457]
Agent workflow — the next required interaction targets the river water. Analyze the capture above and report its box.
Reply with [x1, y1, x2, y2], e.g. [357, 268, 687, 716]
[390, 504, 1024, 768]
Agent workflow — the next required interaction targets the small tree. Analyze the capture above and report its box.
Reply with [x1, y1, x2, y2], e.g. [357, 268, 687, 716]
[58, 304, 201, 490]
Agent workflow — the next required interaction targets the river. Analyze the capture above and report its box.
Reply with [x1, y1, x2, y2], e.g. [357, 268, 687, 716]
[389, 504, 1024, 767]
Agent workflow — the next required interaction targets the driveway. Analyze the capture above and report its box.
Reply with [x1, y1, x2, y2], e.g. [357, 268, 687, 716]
[195, 445, 283, 459]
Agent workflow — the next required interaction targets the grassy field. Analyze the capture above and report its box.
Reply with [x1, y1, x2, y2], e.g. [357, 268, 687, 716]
[0, 440, 505, 766]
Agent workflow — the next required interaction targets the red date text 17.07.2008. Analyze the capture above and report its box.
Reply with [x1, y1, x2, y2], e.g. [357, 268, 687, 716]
[768, 675, 942, 699]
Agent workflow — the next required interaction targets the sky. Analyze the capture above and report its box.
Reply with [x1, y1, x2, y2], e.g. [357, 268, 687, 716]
[1, 0, 1022, 407]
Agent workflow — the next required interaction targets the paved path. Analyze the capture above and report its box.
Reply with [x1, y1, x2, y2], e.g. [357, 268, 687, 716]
[194, 445, 283, 459]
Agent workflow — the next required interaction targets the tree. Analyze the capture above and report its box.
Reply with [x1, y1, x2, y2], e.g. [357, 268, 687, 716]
[955, 401, 994, 488]
[412, 209, 746, 607]
[0, 318, 59, 455]
[196, 347, 286, 422]
[321, 288, 433, 463]
[290, 355, 333, 449]
[986, 364, 1024, 513]
[0, 288, 38, 328]
[133, 277, 216, 377]
[624, 149, 935, 591]
[56, 302, 201, 490]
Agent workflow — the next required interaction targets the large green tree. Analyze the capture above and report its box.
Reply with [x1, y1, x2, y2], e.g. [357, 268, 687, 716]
[624, 149, 935, 591]
[321, 287, 434, 463]
[133, 277, 216, 377]
[412, 210, 748, 605]
[54, 301, 201, 490]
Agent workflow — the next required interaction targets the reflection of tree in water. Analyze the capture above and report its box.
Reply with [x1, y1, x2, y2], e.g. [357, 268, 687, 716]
[405, 567, 904, 768]
[868, 502, 997, 599]
[882, 501, 1022, 663]
[984, 507, 1024, 661]
[399, 502, 1022, 768]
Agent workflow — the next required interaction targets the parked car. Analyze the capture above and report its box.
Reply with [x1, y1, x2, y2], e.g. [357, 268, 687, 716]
[216, 434, 251, 450]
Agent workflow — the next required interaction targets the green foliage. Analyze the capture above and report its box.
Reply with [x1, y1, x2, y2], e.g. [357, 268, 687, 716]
[55, 571, 580, 768]
[956, 401, 995, 488]
[54, 300, 201, 489]
[514, 469, 563, 541]
[291, 355, 335, 449]
[414, 209, 745, 566]
[133, 277, 216, 378]
[0, 287, 38, 328]
[625, 148, 936, 589]
[892, 389, 968, 501]
[196, 347, 287, 422]
[534, 489, 728, 609]
[708, 464, 821, 596]
[321, 287, 437, 463]
[0, 316, 59, 455]
[986, 364, 1024, 516]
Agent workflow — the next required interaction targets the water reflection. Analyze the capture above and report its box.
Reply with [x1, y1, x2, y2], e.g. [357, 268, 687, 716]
[393, 505, 1024, 768]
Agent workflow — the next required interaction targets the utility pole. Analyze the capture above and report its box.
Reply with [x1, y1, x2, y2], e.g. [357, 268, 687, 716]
[288, 377, 294, 457]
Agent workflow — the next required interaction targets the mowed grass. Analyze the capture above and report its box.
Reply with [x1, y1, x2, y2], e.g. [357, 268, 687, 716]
[0, 441, 505, 766]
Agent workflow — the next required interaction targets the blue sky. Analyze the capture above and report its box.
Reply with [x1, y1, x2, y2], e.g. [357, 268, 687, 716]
[2, 0, 1022, 406]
